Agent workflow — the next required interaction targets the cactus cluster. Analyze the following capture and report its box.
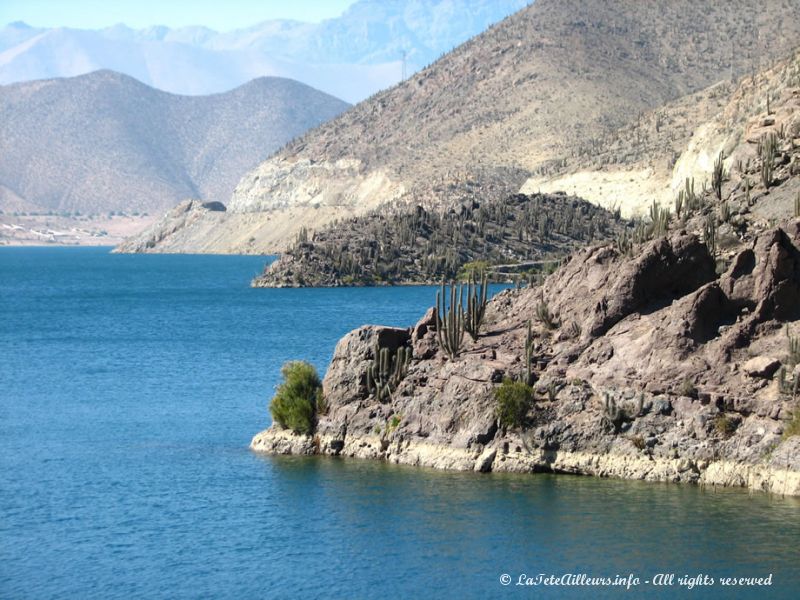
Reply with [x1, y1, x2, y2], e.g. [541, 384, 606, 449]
[262, 192, 624, 287]
[366, 342, 411, 402]
[464, 271, 489, 342]
[649, 201, 671, 238]
[436, 276, 491, 357]
[675, 177, 701, 219]
[600, 392, 642, 431]
[615, 229, 633, 255]
[436, 282, 466, 358]
[601, 392, 625, 429]
[778, 367, 799, 399]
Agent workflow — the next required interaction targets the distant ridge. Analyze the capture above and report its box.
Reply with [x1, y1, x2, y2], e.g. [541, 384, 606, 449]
[0, 0, 528, 103]
[0, 70, 350, 215]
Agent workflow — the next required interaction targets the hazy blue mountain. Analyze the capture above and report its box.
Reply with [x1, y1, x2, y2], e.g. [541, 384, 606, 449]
[0, 0, 529, 102]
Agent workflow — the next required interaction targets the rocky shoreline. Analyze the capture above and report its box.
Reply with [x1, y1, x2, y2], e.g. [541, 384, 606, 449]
[251, 222, 800, 496]
[251, 429, 800, 495]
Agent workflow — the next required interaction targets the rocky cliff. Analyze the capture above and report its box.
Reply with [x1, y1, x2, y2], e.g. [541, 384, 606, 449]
[252, 220, 800, 495]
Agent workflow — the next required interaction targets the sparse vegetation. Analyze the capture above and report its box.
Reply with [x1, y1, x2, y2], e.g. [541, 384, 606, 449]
[269, 361, 323, 434]
[256, 193, 622, 287]
[495, 378, 532, 429]
[387, 414, 402, 434]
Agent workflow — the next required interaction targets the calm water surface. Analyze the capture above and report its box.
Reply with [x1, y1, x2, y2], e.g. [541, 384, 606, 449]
[1, 247, 799, 599]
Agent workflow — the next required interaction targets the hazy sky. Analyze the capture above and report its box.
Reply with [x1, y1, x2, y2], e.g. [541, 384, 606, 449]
[0, 0, 357, 30]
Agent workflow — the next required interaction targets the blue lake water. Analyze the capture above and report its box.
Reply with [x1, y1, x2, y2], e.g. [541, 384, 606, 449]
[1, 246, 799, 599]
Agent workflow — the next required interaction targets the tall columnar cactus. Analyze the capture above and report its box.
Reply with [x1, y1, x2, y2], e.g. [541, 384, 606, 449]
[794, 192, 800, 218]
[719, 200, 731, 224]
[682, 177, 699, 213]
[525, 320, 535, 385]
[366, 341, 411, 402]
[788, 326, 800, 368]
[711, 151, 725, 201]
[760, 132, 777, 189]
[435, 281, 465, 359]
[674, 190, 684, 219]
[464, 271, 489, 342]
[744, 176, 752, 206]
[703, 216, 717, 259]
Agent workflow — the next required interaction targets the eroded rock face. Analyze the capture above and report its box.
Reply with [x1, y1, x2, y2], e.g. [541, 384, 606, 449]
[537, 232, 717, 338]
[252, 223, 800, 495]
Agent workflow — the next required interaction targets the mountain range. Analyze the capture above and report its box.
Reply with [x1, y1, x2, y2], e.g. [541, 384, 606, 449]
[0, 70, 349, 217]
[117, 0, 800, 254]
[0, 0, 528, 103]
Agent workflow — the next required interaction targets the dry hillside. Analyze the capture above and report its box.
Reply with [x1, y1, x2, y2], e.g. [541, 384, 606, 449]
[0, 70, 349, 216]
[119, 0, 800, 254]
[523, 48, 800, 216]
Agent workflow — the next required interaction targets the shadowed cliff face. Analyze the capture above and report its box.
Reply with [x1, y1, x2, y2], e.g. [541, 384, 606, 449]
[253, 221, 800, 494]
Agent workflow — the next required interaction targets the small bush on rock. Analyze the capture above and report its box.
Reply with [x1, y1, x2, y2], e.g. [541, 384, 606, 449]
[784, 407, 800, 439]
[270, 361, 322, 434]
[496, 378, 532, 429]
[713, 414, 738, 438]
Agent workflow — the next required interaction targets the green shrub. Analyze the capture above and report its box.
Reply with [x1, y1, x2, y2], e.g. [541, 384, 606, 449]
[269, 361, 322, 434]
[678, 378, 697, 399]
[713, 414, 738, 437]
[495, 378, 532, 429]
[630, 435, 646, 450]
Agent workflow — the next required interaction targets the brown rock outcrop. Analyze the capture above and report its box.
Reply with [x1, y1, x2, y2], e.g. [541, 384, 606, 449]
[252, 222, 800, 495]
